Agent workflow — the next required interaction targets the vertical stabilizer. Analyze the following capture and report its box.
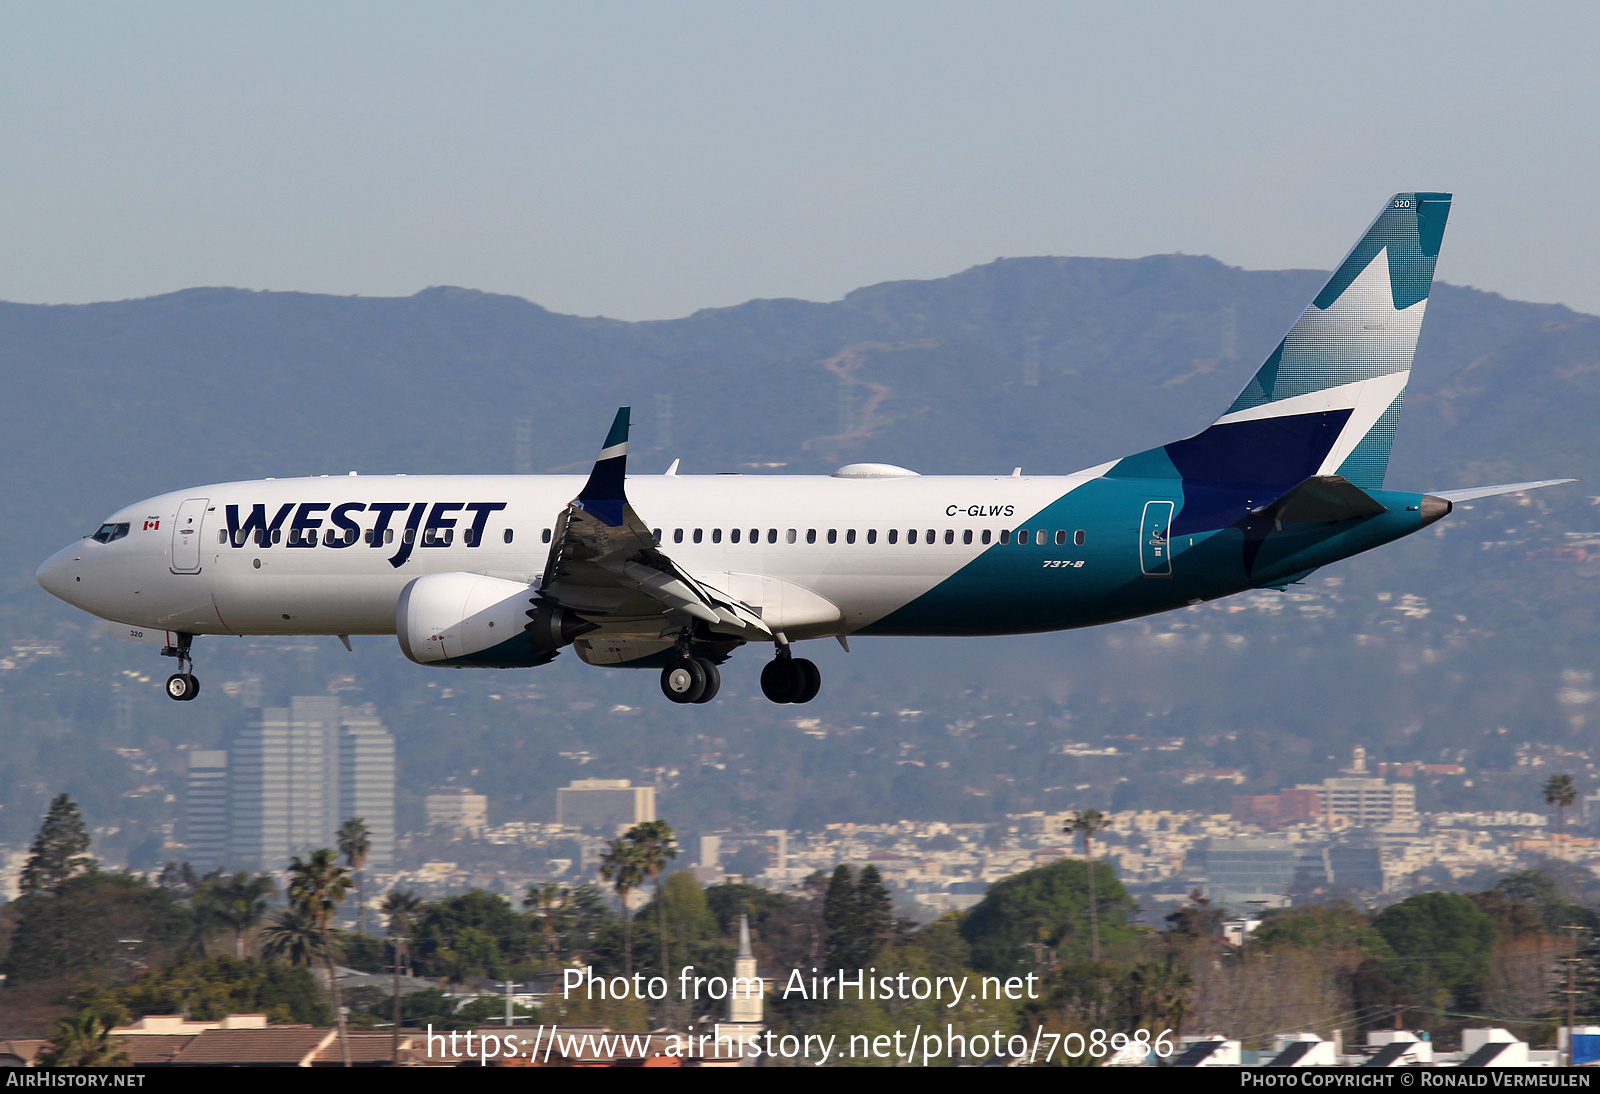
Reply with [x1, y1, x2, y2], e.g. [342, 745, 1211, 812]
[1107, 193, 1451, 532]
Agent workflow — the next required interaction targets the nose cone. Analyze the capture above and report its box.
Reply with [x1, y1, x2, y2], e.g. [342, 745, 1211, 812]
[36, 543, 81, 604]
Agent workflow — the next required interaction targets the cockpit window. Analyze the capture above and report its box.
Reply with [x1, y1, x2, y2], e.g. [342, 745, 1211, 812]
[91, 522, 130, 544]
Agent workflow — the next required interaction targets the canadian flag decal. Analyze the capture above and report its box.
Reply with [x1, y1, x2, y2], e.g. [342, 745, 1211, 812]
[144, 520, 159, 531]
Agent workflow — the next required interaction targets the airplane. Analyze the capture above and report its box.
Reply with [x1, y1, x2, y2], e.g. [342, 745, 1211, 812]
[36, 192, 1572, 707]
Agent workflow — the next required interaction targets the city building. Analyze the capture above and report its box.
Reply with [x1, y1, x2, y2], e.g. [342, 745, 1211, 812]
[190, 696, 395, 872]
[1304, 777, 1417, 827]
[425, 788, 489, 838]
[183, 751, 229, 870]
[555, 779, 655, 833]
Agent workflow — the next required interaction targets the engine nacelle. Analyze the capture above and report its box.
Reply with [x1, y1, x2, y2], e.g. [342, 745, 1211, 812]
[396, 572, 554, 668]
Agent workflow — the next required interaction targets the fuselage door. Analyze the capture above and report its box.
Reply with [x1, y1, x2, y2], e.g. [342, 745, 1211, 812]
[171, 497, 210, 574]
[1139, 500, 1175, 577]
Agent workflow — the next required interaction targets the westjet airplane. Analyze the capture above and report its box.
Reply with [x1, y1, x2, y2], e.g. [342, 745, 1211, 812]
[36, 193, 1570, 706]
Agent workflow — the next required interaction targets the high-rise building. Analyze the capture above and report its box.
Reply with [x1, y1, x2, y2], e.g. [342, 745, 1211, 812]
[340, 705, 396, 868]
[207, 696, 396, 872]
[183, 751, 229, 870]
[555, 779, 655, 833]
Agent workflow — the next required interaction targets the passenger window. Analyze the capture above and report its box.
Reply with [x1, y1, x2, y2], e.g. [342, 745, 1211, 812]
[768, 529, 777, 544]
[926, 529, 936, 544]
[1056, 530, 1067, 546]
[962, 529, 972, 545]
[888, 529, 898, 544]
[218, 530, 227, 544]
[1037, 530, 1048, 546]
[403, 528, 414, 545]
[750, 528, 759, 543]
[1016, 529, 1027, 545]
[999, 529, 1011, 545]
[806, 529, 816, 544]
[674, 529, 684, 544]
[273, 528, 282, 544]
[827, 529, 837, 544]
[731, 528, 741, 544]
[867, 529, 877, 544]
[653, 528, 662, 543]
[846, 529, 856, 544]
[1075, 529, 1086, 546]
[982, 529, 992, 545]
[386, 529, 394, 544]
[712, 529, 721, 543]
[908, 529, 918, 544]
[786, 529, 797, 544]
[944, 530, 954, 544]
[694, 529, 703, 543]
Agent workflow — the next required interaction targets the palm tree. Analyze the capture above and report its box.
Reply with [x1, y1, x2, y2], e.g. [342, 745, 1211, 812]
[599, 839, 645, 977]
[626, 820, 678, 977]
[213, 872, 277, 958]
[524, 883, 573, 972]
[261, 907, 332, 969]
[38, 1011, 129, 1067]
[1064, 809, 1110, 961]
[1545, 774, 1579, 860]
[338, 818, 372, 935]
[380, 889, 423, 1063]
[286, 849, 354, 1067]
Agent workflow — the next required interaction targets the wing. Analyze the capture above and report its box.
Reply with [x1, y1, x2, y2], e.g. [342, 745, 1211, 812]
[534, 408, 770, 640]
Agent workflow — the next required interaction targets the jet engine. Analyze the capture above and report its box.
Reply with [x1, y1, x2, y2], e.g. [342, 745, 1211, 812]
[396, 572, 559, 668]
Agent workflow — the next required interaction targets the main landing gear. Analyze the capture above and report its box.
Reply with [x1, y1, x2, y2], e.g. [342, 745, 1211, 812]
[161, 633, 200, 702]
[760, 645, 820, 704]
[660, 636, 722, 705]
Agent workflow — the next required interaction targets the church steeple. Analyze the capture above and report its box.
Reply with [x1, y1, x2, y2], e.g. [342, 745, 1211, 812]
[729, 913, 763, 1026]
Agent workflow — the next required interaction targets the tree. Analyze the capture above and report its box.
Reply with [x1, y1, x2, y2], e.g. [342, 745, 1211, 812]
[20, 793, 94, 896]
[3, 873, 190, 984]
[211, 872, 278, 958]
[525, 884, 574, 972]
[285, 849, 353, 1066]
[961, 858, 1136, 975]
[625, 820, 678, 977]
[337, 818, 372, 935]
[380, 889, 422, 1063]
[599, 839, 646, 977]
[37, 1011, 128, 1067]
[1064, 809, 1110, 961]
[1374, 891, 1499, 1013]
[823, 865, 861, 967]
[1545, 774, 1578, 860]
[855, 866, 894, 960]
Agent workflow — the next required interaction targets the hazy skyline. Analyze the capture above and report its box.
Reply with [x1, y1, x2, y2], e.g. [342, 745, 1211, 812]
[3, 2, 1597, 319]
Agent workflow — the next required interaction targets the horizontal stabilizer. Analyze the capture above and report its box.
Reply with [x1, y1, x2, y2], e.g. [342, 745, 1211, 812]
[1427, 479, 1575, 503]
[1256, 475, 1386, 523]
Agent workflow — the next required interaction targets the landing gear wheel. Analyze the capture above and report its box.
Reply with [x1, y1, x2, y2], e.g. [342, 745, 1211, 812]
[692, 659, 721, 704]
[166, 673, 199, 702]
[761, 658, 799, 703]
[790, 658, 821, 704]
[661, 657, 707, 704]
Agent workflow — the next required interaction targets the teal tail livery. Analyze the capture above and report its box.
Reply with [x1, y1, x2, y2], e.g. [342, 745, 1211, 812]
[36, 194, 1574, 708]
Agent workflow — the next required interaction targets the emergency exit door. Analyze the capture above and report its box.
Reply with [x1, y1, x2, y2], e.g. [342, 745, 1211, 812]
[1140, 500, 1175, 577]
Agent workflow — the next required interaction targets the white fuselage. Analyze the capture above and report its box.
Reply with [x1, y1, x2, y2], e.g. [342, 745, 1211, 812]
[37, 470, 1104, 640]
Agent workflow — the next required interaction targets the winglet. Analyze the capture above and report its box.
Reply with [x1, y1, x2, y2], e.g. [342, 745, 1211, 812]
[575, 407, 631, 526]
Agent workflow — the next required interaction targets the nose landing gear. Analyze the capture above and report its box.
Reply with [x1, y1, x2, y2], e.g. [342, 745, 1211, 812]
[161, 634, 200, 702]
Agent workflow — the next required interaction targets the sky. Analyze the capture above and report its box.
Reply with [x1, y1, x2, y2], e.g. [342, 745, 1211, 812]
[2, 2, 1597, 319]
